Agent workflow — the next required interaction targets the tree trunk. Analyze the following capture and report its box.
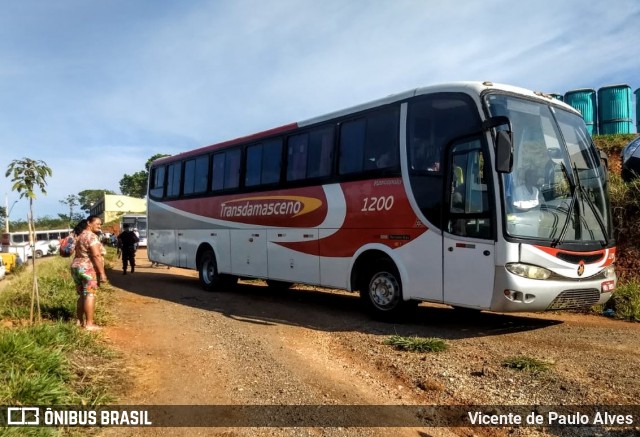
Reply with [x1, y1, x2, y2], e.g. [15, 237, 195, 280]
[28, 200, 41, 324]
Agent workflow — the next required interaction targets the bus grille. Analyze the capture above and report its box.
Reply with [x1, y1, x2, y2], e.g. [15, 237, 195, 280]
[547, 289, 600, 310]
[555, 252, 603, 264]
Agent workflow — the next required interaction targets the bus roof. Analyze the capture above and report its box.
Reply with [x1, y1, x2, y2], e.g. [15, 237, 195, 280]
[151, 81, 578, 166]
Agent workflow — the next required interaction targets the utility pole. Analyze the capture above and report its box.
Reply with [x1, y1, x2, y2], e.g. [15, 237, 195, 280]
[4, 194, 18, 233]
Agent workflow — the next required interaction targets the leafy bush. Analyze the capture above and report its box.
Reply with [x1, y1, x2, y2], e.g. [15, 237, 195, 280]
[604, 281, 640, 322]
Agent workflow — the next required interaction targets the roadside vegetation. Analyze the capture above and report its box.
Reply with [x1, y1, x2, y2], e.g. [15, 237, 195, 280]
[594, 134, 640, 321]
[384, 335, 448, 352]
[0, 253, 121, 436]
[502, 356, 551, 373]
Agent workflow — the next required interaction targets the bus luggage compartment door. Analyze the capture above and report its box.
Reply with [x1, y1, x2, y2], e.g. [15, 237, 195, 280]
[267, 229, 319, 284]
[230, 229, 268, 278]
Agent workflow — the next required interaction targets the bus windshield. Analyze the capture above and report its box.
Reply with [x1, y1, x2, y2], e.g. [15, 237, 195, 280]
[485, 94, 612, 248]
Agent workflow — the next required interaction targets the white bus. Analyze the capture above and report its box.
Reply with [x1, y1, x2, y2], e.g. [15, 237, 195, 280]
[1, 228, 71, 258]
[147, 81, 616, 319]
[120, 214, 148, 247]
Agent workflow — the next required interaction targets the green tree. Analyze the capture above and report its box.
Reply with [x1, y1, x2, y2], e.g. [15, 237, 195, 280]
[119, 153, 169, 198]
[5, 157, 53, 324]
[59, 194, 80, 229]
[119, 171, 147, 198]
[78, 189, 115, 214]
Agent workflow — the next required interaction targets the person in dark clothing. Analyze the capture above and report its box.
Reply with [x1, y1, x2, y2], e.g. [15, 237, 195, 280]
[118, 224, 139, 275]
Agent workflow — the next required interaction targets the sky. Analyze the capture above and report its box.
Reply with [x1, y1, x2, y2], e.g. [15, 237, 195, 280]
[1, 0, 640, 222]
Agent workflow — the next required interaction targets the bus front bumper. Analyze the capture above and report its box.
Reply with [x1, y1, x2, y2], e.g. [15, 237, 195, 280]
[490, 267, 616, 312]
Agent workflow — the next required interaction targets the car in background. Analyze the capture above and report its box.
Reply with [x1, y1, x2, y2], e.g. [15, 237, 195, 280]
[621, 136, 640, 182]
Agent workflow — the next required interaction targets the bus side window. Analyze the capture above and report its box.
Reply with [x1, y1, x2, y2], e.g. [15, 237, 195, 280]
[448, 141, 492, 239]
[183, 155, 209, 195]
[366, 110, 399, 171]
[308, 126, 334, 178]
[245, 144, 263, 187]
[247, 139, 283, 187]
[339, 107, 399, 175]
[225, 149, 241, 190]
[262, 138, 282, 184]
[287, 126, 334, 183]
[287, 133, 308, 181]
[149, 165, 165, 198]
[339, 119, 366, 175]
[166, 162, 182, 197]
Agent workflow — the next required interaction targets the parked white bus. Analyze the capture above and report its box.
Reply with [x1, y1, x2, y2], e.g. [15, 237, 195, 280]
[120, 214, 147, 247]
[1, 228, 71, 258]
[147, 81, 616, 319]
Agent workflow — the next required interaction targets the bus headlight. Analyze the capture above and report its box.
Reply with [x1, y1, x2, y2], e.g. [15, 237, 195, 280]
[602, 265, 616, 278]
[505, 263, 552, 280]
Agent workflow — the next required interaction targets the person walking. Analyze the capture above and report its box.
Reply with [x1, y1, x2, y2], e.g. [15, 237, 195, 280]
[118, 223, 139, 275]
[70, 215, 108, 331]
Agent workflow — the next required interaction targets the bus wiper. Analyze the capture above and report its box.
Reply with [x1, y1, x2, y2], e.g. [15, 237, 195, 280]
[552, 163, 609, 248]
[570, 163, 609, 247]
[551, 162, 577, 247]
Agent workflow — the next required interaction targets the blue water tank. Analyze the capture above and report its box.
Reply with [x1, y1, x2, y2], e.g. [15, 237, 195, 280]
[598, 84, 633, 134]
[635, 88, 640, 133]
[564, 89, 597, 135]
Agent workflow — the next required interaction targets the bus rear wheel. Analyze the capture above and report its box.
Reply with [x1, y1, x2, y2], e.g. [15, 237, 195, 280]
[198, 250, 217, 291]
[360, 261, 414, 321]
[198, 249, 237, 291]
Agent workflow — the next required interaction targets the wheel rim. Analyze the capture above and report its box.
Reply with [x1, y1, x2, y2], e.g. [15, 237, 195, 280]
[369, 271, 400, 309]
[202, 257, 214, 285]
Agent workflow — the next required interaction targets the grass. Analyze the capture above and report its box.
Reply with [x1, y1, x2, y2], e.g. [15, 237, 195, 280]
[502, 356, 551, 373]
[603, 281, 640, 322]
[384, 335, 448, 353]
[0, 255, 121, 436]
[0, 253, 115, 325]
[0, 322, 115, 405]
[592, 135, 640, 317]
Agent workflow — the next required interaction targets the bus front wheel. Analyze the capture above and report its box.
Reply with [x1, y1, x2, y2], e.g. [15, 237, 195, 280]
[360, 261, 415, 321]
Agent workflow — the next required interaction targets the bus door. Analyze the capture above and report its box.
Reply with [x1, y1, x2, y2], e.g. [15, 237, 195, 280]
[230, 229, 268, 278]
[442, 138, 495, 309]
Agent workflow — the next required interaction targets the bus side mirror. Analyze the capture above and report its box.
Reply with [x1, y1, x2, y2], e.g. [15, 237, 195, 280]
[599, 149, 609, 181]
[599, 149, 609, 169]
[495, 130, 513, 173]
[483, 115, 513, 173]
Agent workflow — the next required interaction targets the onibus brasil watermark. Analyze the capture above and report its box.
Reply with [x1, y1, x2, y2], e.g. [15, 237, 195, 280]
[2, 405, 638, 428]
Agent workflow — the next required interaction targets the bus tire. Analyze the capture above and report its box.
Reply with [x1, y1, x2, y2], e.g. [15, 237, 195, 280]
[198, 250, 220, 291]
[360, 260, 414, 321]
[35, 250, 43, 258]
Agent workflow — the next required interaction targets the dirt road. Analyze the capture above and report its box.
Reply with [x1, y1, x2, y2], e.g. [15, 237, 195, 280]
[98, 250, 640, 437]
